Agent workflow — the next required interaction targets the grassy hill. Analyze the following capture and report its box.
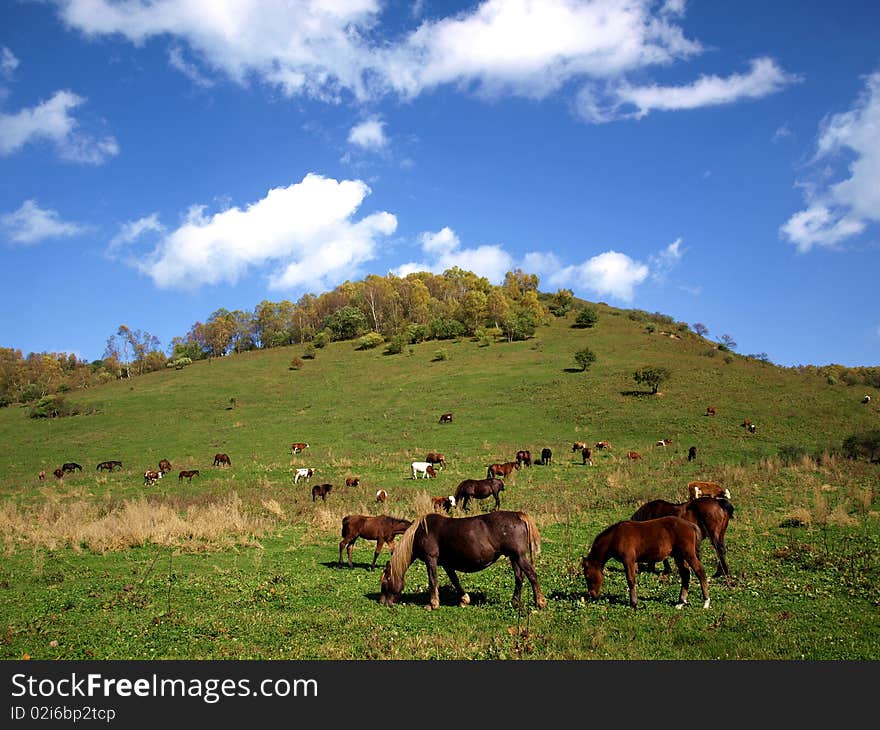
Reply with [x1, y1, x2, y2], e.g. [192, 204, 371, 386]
[0, 303, 878, 659]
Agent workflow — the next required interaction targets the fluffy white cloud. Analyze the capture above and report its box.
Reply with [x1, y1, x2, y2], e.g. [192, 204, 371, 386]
[0, 89, 118, 163]
[348, 118, 387, 149]
[393, 226, 513, 283]
[53, 0, 791, 119]
[545, 250, 650, 302]
[133, 173, 397, 290]
[781, 71, 880, 251]
[109, 213, 165, 251]
[579, 57, 800, 122]
[1, 199, 85, 245]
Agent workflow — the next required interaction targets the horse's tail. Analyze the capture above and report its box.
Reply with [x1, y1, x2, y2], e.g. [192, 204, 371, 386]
[341, 515, 352, 538]
[517, 511, 542, 564]
[716, 497, 735, 519]
[387, 514, 429, 583]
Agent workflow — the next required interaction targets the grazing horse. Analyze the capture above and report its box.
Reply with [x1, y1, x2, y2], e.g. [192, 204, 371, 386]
[294, 467, 315, 484]
[582, 516, 710, 610]
[687, 446, 697, 462]
[312, 483, 333, 502]
[379, 511, 546, 611]
[631, 497, 734, 578]
[62, 462, 82, 473]
[339, 514, 413, 570]
[626, 451, 642, 460]
[158, 459, 172, 474]
[431, 495, 456, 513]
[144, 469, 162, 486]
[582, 447, 593, 466]
[291, 442, 310, 454]
[213, 453, 231, 467]
[656, 439, 672, 447]
[688, 481, 730, 500]
[747, 423, 757, 433]
[572, 441, 588, 452]
[411, 462, 437, 479]
[863, 395, 872, 404]
[438, 413, 453, 423]
[487, 461, 519, 479]
[178, 469, 200, 482]
[595, 441, 611, 451]
[454, 477, 505, 511]
[96, 460, 122, 472]
[706, 406, 716, 416]
[540, 447, 552, 465]
[345, 476, 360, 488]
[376, 489, 388, 503]
[516, 450, 532, 467]
[53, 468, 64, 479]
[38, 470, 46, 481]
[425, 452, 446, 469]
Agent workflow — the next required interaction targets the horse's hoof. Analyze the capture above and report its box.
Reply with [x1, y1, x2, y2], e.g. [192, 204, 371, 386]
[675, 602, 687, 610]
[537, 597, 547, 609]
[459, 593, 471, 607]
[703, 598, 711, 609]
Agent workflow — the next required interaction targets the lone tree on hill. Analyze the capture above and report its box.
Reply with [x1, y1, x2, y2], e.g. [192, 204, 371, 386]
[632, 366, 671, 395]
[574, 347, 597, 372]
[692, 323, 709, 337]
[574, 307, 598, 328]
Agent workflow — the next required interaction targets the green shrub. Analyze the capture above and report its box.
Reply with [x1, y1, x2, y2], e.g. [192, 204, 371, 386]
[430, 318, 466, 340]
[573, 307, 598, 328]
[357, 332, 384, 350]
[433, 349, 449, 362]
[574, 347, 597, 372]
[302, 346, 316, 360]
[289, 357, 304, 370]
[312, 330, 330, 349]
[385, 334, 407, 355]
[28, 395, 82, 419]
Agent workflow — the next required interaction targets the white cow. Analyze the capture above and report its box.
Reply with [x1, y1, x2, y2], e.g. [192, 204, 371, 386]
[294, 467, 315, 484]
[411, 461, 437, 479]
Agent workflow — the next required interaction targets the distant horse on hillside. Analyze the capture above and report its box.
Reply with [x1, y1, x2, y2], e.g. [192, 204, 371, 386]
[379, 511, 546, 610]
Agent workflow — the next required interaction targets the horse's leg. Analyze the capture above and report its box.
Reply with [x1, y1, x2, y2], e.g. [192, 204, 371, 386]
[625, 559, 639, 608]
[711, 531, 731, 580]
[494, 492, 501, 511]
[344, 536, 357, 568]
[687, 551, 711, 608]
[442, 566, 469, 606]
[425, 556, 440, 610]
[370, 539, 385, 570]
[673, 555, 690, 608]
[515, 555, 547, 609]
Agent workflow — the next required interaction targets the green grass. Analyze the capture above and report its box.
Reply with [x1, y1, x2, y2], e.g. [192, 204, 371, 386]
[0, 306, 878, 660]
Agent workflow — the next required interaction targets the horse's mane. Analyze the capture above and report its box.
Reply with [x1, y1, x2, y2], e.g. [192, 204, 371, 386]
[387, 513, 431, 583]
[715, 497, 735, 518]
[515, 511, 541, 563]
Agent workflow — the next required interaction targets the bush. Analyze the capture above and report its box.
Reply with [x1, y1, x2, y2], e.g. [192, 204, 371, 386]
[302, 346, 316, 360]
[385, 334, 407, 355]
[172, 357, 192, 370]
[28, 395, 82, 419]
[574, 347, 597, 372]
[632, 366, 671, 395]
[430, 318, 466, 340]
[573, 307, 598, 328]
[433, 349, 449, 362]
[406, 323, 430, 344]
[312, 330, 330, 349]
[842, 431, 880, 462]
[0, 395, 11, 408]
[357, 332, 384, 350]
[779, 444, 809, 465]
[289, 357, 304, 370]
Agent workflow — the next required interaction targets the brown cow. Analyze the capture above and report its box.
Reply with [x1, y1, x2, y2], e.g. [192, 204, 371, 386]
[688, 481, 731, 500]
[345, 476, 360, 488]
[213, 453, 231, 467]
[431, 495, 456, 513]
[425, 452, 446, 469]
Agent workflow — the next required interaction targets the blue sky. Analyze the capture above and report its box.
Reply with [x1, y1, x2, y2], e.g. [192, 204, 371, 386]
[1, 0, 878, 367]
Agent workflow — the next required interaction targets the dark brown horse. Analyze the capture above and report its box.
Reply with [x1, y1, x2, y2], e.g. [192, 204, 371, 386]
[96, 460, 123, 472]
[379, 511, 546, 610]
[454, 477, 505, 511]
[61, 462, 82, 473]
[213, 453, 231, 467]
[158, 458, 172, 474]
[487, 461, 519, 479]
[178, 469, 200, 482]
[582, 516, 710, 610]
[631, 496, 734, 578]
[425, 452, 446, 469]
[516, 450, 532, 467]
[312, 483, 333, 502]
[339, 514, 412, 570]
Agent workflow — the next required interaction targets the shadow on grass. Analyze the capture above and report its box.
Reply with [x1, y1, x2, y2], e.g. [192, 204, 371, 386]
[364, 587, 489, 607]
[620, 390, 655, 397]
[563, 367, 586, 373]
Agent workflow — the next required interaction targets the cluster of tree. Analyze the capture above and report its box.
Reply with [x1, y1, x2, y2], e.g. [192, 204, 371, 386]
[795, 364, 880, 388]
[0, 348, 116, 407]
[168, 268, 559, 360]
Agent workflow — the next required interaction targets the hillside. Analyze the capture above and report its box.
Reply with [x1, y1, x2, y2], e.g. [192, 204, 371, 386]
[0, 303, 878, 660]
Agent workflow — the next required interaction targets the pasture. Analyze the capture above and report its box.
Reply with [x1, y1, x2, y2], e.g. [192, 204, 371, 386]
[0, 306, 878, 660]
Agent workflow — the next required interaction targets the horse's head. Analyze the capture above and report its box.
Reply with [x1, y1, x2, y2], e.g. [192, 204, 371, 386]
[379, 562, 403, 606]
[582, 556, 603, 599]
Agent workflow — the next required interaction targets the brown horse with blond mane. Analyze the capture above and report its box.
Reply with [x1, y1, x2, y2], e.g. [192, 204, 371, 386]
[379, 511, 546, 611]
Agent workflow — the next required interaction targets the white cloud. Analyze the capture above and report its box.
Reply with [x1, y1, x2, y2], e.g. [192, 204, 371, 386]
[1, 199, 85, 245]
[53, 0, 792, 120]
[781, 71, 880, 251]
[133, 173, 397, 291]
[109, 213, 165, 251]
[587, 57, 800, 121]
[649, 236, 684, 280]
[0, 89, 118, 163]
[552, 250, 649, 301]
[168, 46, 215, 88]
[773, 123, 792, 142]
[394, 226, 513, 283]
[1, 47, 19, 77]
[348, 118, 387, 149]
